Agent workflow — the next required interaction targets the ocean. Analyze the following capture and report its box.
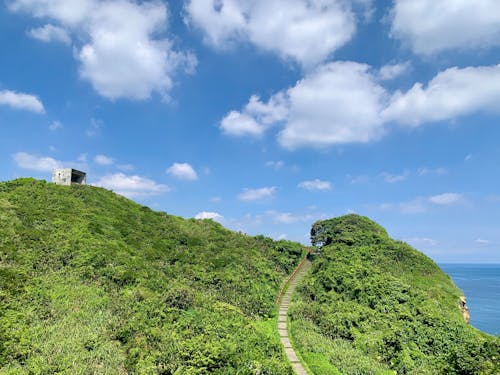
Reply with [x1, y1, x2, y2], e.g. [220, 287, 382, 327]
[440, 264, 500, 336]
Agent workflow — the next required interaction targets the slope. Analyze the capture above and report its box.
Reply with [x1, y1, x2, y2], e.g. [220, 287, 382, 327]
[0, 178, 306, 374]
[289, 214, 499, 374]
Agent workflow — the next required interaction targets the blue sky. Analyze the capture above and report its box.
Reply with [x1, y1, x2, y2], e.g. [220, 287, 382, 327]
[1, 0, 500, 263]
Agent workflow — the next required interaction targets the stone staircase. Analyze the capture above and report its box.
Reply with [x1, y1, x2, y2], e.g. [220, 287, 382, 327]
[278, 259, 312, 375]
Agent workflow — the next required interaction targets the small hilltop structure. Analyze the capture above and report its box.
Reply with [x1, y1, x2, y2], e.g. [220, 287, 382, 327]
[52, 168, 87, 186]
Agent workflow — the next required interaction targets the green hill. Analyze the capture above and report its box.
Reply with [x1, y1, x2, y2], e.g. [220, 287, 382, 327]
[290, 215, 500, 374]
[0, 179, 306, 373]
[1, 180, 499, 374]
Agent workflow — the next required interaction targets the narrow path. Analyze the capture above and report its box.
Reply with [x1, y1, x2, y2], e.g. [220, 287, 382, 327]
[278, 258, 312, 375]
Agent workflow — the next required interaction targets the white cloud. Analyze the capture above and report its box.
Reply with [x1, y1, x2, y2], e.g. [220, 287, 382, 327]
[185, 0, 360, 67]
[94, 172, 169, 198]
[0, 90, 45, 113]
[94, 154, 114, 165]
[429, 193, 463, 205]
[476, 238, 491, 245]
[86, 118, 102, 137]
[13, 152, 61, 171]
[382, 64, 500, 127]
[220, 94, 288, 136]
[265, 160, 284, 170]
[210, 196, 222, 203]
[298, 179, 332, 191]
[220, 110, 266, 136]
[49, 120, 63, 131]
[27, 23, 70, 44]
[380, 170, 409, 183]
[166, 162, 198, 180]
[222, 61, 500, 149]
[281, 62, 387, 148]
[348, 174, 369, 184]
[223, 62, 387, 149]
[475, 238, 491, 245]
[10, 0, 196, 100]
[238, 186, 276, 201]
[195, 211, 223, 220]
[417, 167, 447, 176]
[391, 0, 500, 55]
[378, 61, 410, 80]
[380, 193, 464, 214]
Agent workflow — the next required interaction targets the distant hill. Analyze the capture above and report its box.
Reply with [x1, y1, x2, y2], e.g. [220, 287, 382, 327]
[290, 214, 500, 374]
[0, 179, 306, 373]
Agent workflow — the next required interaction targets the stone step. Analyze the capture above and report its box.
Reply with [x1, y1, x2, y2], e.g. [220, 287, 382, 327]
[278, 259, 311, 375]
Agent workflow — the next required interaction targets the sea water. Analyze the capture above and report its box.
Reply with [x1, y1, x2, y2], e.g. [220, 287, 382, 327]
[440, 264, 500, 336]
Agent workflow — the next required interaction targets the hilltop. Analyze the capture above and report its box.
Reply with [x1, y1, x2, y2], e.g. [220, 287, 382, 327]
[0, 179, 306, 373]
[290, 215, 500, 374]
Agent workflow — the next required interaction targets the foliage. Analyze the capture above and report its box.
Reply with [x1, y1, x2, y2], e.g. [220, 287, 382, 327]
[292, 214, 500, 374]
[0, 178, 306, 373]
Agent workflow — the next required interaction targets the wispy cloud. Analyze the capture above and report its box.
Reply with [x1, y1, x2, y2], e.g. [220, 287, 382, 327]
[238, 187, 276, 201]
[298, 179, 332, 191]
[94, 154, 114, 166]
[378, 193, 465, 214]
[475, 238, 490, 245]
[381, 170, 409, 183]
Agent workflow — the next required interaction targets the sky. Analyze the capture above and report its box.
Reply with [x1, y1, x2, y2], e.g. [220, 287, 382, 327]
[1, 0, 500, 263]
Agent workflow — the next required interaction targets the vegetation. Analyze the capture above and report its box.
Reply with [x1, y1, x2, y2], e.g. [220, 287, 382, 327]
[291, 214, 500, 374]
[0, 178, 307, 373]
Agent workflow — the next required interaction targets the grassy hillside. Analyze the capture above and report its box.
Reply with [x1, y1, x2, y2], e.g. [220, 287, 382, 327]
[290, 215, 500, 375]
[0, 178, 307, 374]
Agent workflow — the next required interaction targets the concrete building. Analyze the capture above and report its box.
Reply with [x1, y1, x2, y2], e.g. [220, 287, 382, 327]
[52, 168, 87, 186]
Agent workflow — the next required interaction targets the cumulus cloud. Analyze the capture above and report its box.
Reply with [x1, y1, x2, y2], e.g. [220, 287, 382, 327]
[391, 0, 500, 55]
[220, 110, 266, 136]
[222, 61, 387, 149]
[9, 0, 196, 100]
[0, 90, 45, 113]
[13, 152, 61, 171]
[166, 162, 198, 180]
[238, 186, 276, 201]
[220, 94, 288, 136]
[94, 154, 114, 165]
[27, 23, 70, 44]
[185, 0, 362, 67]
[195, 211, 223, 220]
[278, 61, 387, 148]
[94, 173, 169, 198]
[298, 179, 332, 191]
[382, 64, 500, 127]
